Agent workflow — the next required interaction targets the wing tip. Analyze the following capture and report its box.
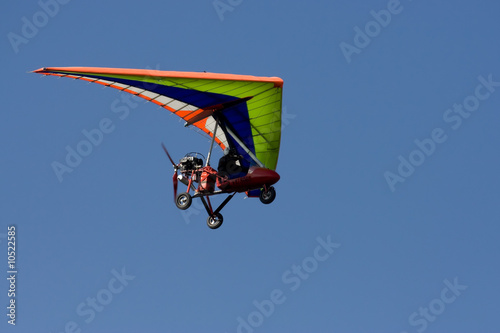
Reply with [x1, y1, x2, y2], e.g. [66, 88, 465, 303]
[32, 67, 47, 74]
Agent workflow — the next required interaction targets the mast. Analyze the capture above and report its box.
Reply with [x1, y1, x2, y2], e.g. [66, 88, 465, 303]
[205, 120, 219, 166]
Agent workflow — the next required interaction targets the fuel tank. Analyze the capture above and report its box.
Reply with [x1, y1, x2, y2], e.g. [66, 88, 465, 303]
[217, 166, 280, 192]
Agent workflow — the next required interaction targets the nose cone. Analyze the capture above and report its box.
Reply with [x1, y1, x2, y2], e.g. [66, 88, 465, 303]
[250, 167, 280, 186]
[266, 169, 280, 185]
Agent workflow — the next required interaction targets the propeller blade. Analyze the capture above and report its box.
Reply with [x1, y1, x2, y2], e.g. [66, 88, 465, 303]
[162, 143, 179, 202]
[173, 172, 178, 201]
[161, 143, 176, 167]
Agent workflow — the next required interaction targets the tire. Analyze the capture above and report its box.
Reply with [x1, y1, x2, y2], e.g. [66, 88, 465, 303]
[207, 213, 223, 229]
[259, 186, 276, 204]
[175, 192, 192, 210]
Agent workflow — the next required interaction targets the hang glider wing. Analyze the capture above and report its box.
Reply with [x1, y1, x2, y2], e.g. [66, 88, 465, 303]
[33, 67, 283, 170]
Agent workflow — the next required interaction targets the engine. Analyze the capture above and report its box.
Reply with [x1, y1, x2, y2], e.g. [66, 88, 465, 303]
[179, 155, 204, 173]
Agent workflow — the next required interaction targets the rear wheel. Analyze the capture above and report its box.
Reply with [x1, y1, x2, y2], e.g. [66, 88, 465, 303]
[207, 213, 223, 229]
[175, 192, 192, 210]
[259, 186, 276, 204]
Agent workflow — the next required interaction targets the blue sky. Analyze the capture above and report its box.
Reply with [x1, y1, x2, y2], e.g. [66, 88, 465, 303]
[2, 0, 500, 332]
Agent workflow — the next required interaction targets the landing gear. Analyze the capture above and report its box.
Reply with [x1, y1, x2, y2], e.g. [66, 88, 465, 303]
[200, 192, 235, 229]
[175, 192, 192, 210]
[207, 213, 223, 229]
[259, 186, 276, 204]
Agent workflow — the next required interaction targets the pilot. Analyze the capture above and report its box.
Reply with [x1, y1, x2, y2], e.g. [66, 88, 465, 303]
[218, 147, 248, 179]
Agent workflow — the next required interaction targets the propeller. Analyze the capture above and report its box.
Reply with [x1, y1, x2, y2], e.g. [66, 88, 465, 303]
[161, 143, 178, 202]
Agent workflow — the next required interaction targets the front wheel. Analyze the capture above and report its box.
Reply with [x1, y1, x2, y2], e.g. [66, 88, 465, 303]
[259, 186, 276, 204]
[175, 192, 192, 210]
[207, 213, 223, 229]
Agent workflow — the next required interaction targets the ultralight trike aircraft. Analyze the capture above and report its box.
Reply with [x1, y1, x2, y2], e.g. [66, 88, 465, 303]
[33, 67, 283, 229]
